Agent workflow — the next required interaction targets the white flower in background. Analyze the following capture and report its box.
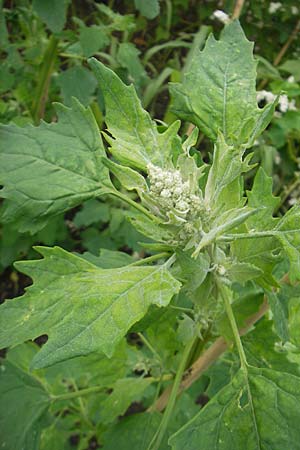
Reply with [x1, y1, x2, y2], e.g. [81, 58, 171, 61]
[257, 90, 276, 103]
[256, 91, 297, 113]
[287, 75, 295, 83]
[291, 6, 299, 15]
[278, 94, 289, 113]
[211, 10, 230, 24]
[268, 2, 282, 14]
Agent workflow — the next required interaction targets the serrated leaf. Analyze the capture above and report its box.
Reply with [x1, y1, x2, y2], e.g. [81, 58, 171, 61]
[0, 359, 50, 450]
[170, 367, 300, 450]
[0, 246, 181, 368]
[89, 58, 181, 170]
[204, 133, 252, 212]
[0, 99, 113, 233]
[170, 21, 275, 146]
[246, 167, 280, 229]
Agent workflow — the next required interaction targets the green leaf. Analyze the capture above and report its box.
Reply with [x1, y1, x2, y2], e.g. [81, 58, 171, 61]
[204, 133, 252, 212]
[117, 43, 148, 90]
[56, 66, 97, 106]
[89, 58, 181, 170]
[78, 249, 134, 269]
[134, 0, 160, 19]
[0, 246, 181, 368]
[32, 0, 70, 33]
[98, 378, 153, 424]
[170, 367, 300, 450]
[102, 412, 164, 449]
[246, 167, 280, 230]
[170, 21, 275, 146]
[79, 25, 109, 57]
[102, 158, 148, 193]
[0, 359, 50, 450]
[0, 99, 112, 233]
[274, 205, 300, 282]
[267, 291, 289, 342]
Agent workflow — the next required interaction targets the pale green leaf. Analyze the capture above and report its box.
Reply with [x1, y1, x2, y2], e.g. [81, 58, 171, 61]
[102, 158, 148, 192]
[204, 133, 252, 212]
[0, 359, 50, 450]
[89, 58, 181, 170]
[170, 367, 300, 450]
[0, 246, 181, 368]
[170, 21, 275, 146]
[117, 42, 148, 90]
[0, 99, 112, 233]
[246, 167, 280, 230]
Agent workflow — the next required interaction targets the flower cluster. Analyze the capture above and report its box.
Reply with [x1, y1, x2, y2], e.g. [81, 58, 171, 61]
[147, 163, 202, 222]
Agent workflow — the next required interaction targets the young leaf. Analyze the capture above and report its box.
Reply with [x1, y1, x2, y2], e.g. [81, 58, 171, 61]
[0, 99, 113, 233]
[0, 246, 181, 368]
[204, 133, 252, 212]
[102, 158, 148, 192]
[0, 359, 50, 450]
[89, 57, 181, 170]
[169, 367, 300, 450]
[246, 167, 280, 229]
[170, 21, 276, 146]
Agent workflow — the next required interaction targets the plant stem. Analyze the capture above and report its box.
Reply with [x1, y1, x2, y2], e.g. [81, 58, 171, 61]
[129, 252, 170, 266]
[218, 282, 248, 372]
[258, 19, 300, 89]
[51, 385, 104, 402]
[109, 190, 161, 223]
[153, 298, 269, 411]
[138, 332, 163, 363]
[231, 0, 245, 19]
[148, 337, 197, 450]
[32, 35, 58, 124]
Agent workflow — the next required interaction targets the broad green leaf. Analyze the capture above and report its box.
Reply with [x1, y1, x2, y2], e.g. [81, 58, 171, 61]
[288, 288, 300, 348]
[0, 246, 181, 368]
[170, 367, 300, 450]
[274, 205, 300, 281]
[246, 167, 280, 229]
[242, 319, 298, 374]
[32, 0, 70, 33]
[73, 199, 110, 227]
[98, 378, 153, 424]
[56, 66, 97, 106]
[204, 133, 252, 211]
[0, 99, 112, 233]
[0, 359, 50, 450]
[89, 58, 181, 170]
[134, 0, 160, 19]
[170, 21, 275, 146]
